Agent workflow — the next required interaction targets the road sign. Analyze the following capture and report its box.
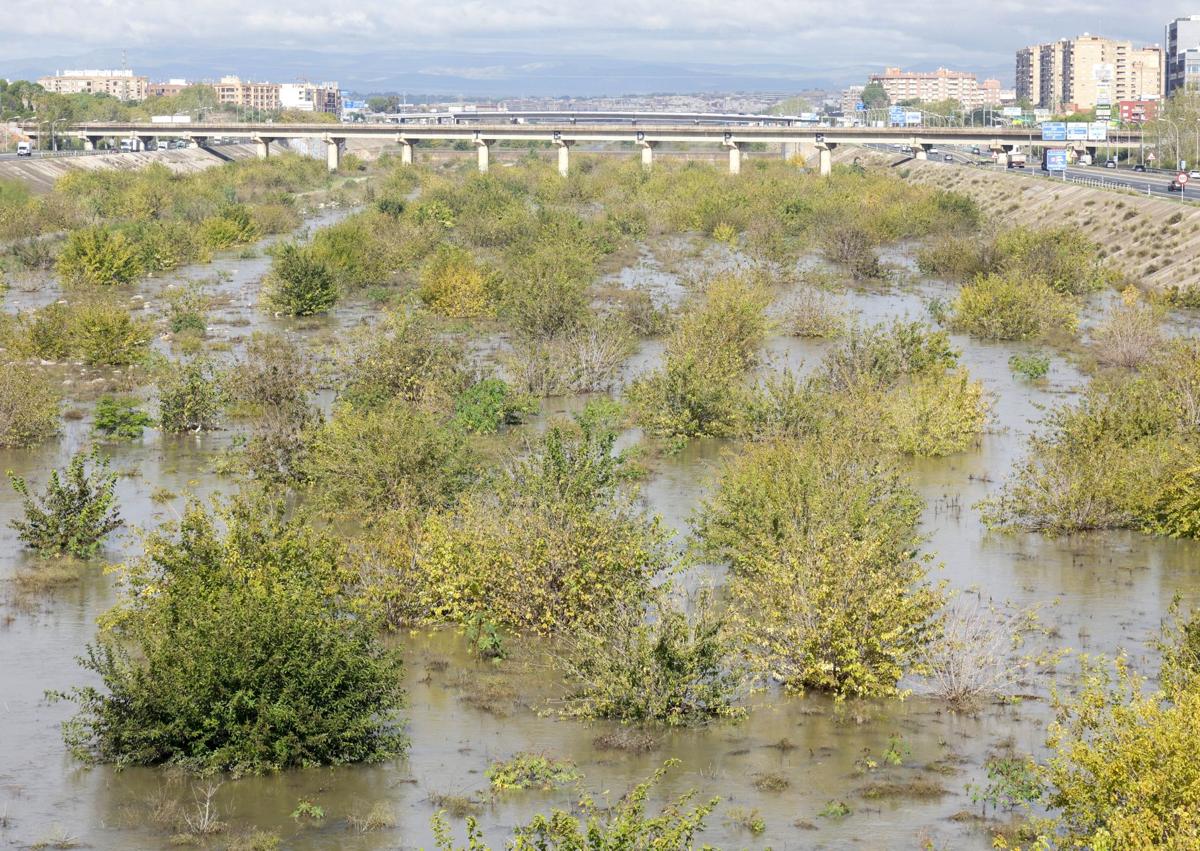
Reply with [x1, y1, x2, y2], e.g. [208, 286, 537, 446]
[855, 101, 865, 112]
[1002, 106, 1022, 117]
[1041, 121, 1067, 141]
[1087, 121, 1108, 142]
[1046, 149, 1068, 171]
[904, 110, 923, 126]
[1179, 172, 1191, 185]
[1067, 122, 1089, 141]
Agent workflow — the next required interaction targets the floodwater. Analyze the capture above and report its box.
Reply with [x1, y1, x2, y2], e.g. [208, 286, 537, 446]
[2, 220, 1199, 851]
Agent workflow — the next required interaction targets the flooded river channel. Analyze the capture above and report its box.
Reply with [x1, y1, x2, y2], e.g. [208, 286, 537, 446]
[2, 218, 1199, 850]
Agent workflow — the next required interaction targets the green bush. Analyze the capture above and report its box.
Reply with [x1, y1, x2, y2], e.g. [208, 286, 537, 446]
[199, 204, 259, 248]
[419, 245, 497, 318]
[8, 450, 122, 558]
[303, 402, 474, 518]
[452, 379, 535, 434]
[158, 359, 223, 433]
[982, 346, 1200, 535]
[71, 301, 153, 366]
[54, 497, 407, 773]
[433, 762, 717, 851]
[56, 227, 143, 287]
[266, 243, 338, 316]
[628, 274, 770, 441]
[0, 365, 59, 447]
[557, 591, 746, 725]
[93, 396, 154, 440]
[363, 408, 671, 633]
[1009, 352, 1051, 381]
[950, 274, 1078, 341]
[486, 754, 580, 791]
[339, 312, 469, 411]
[696, 438, 943, 698]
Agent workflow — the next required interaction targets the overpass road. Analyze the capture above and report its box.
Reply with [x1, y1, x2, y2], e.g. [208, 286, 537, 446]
[24, 121, 1144, 176]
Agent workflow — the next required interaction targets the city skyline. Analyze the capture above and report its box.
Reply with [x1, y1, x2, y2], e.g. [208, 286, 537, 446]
[0, 2, 1192, 95]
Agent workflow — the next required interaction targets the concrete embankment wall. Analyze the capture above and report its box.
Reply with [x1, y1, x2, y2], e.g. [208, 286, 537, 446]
[890, 155, 1200, 293]
[0, 144, 258, 193]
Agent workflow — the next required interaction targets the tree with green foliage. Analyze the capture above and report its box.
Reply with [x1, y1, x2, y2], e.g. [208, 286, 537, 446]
[93, 396, 154, 440]
[8, 450, 122, 558]
[54, 497, 407, 773]
[861, 82, 890, 109]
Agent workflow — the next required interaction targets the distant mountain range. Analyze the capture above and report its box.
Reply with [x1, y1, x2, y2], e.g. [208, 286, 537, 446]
[0, 45, 1015, 97]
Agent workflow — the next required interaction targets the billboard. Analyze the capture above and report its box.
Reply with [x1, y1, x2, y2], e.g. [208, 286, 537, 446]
[1034, 108, 1051, 121]
[904, 110, 923, 126]
[1045, 149, 1068, 171]
[1087, 121, 1109, 141]
[889, 105, 906, 126]
[1067, 122, 1089, 140]
[1002, 106, 1023, 117]
[1041, 122, 1067, 141]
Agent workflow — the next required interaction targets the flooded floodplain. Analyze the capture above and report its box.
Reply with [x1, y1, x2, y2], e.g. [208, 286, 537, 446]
[2, 167, 1199, 851]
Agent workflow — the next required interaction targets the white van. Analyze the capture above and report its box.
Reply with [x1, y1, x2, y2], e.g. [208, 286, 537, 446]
[16, 141, 32, 157]
[120, 139, 133, 153]
[157, 140, 169, 151]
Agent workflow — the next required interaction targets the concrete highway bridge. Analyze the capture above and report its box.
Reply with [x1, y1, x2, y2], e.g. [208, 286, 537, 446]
[27, 121, 1146, 176]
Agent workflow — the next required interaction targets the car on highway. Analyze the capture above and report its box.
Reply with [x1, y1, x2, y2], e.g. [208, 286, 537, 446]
[1191, 170, 1200, 179]
[971, 146, 981, 155]
[1169, 180, 1184, 192]
[1133, 164, 1147, 172]
[943, 153, 953, 161]
[1104, 160, 1117, 168]
[16, 141, 32, 157]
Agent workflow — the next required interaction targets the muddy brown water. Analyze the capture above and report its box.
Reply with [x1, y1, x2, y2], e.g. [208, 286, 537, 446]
[2, 225, 1199, 850]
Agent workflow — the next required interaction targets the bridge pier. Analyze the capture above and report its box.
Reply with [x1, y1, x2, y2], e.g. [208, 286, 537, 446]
[325, 136, 345, 172]
[253, 137, 272, 160]
[138, 135, 155, 153]
[638, 140, 656, 171]
[817, 144, 836, 177]
[555, 140, 572, 177]
[189, 136, 208, 149]
[724, 141, 741, 175]
[398, 139, 415, 166]
[915, 143, 930, 161]
[475, 139, 491, 173]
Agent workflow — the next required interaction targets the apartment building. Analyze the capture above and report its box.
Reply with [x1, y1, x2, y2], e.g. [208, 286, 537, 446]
[1017, 35, 1162, 111]
[839, 84, 865, 115]
[37, 69, 148, 101]
[214, 76, 281, 111]
[280, 81, 342, 115]
[868, 67, 990, 108]
[147, 79, 190, 99]
[1165, 15, 1200, 95]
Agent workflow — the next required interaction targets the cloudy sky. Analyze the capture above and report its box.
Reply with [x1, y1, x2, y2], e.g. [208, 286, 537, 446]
[1, 1, 1189, 92]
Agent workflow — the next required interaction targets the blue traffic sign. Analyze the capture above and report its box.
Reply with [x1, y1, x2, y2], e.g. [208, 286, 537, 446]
[1041, 122, 1067, 142]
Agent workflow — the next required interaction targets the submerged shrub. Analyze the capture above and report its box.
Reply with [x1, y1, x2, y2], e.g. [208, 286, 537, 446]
[1091, 289, 1164, 369]
[266, 243, 338, 316]
[433, 762, 718, 850]
[70, 301, 153, 366]
[199, 204, 259, 249]
[506, 321, 635, 397]
[419, 245, 496, 318]
[93, 396, 154, 440]
[950, 274, 1078, 341]
[556, 591, 746, 725]
[303, 402, 474, 518]
[339, 312, 469, 411]
[158, 359, 224, 434]
[628, 274, 770, 441]
[54, 497, 407, 773]
[365, 407, 671, 633]
[696, 438, 943, 698]
[8, 450, 122, 558]
[57, 227, 143, 287]
[452, 378, 535, 434]
[1009, 352, 1051, 381]
[486, 754, 580, 791]
[0, 365, 59, 447]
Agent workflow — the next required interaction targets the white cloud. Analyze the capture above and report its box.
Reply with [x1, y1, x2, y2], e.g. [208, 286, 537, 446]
[2, 0, 1183, 80]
